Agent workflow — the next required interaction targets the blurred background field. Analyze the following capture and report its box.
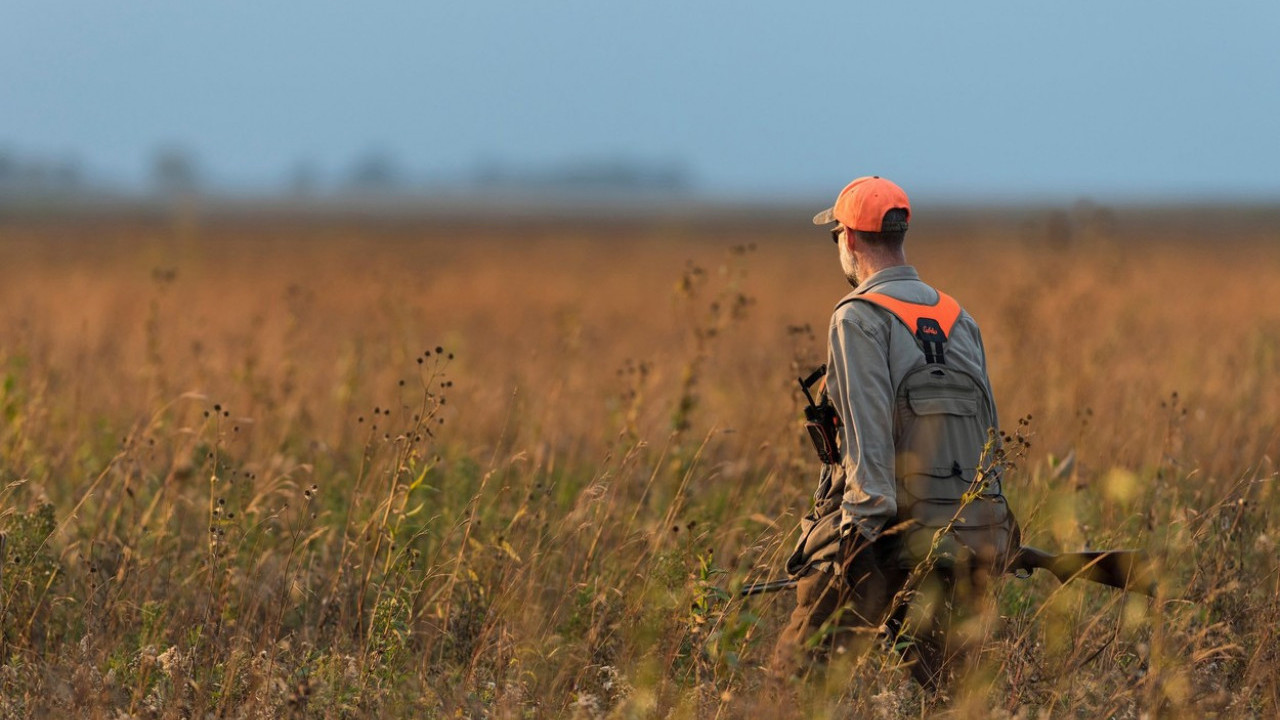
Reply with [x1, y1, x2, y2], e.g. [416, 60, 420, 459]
[6, 0, 1280, 716]
[1, 205, 1278, 717]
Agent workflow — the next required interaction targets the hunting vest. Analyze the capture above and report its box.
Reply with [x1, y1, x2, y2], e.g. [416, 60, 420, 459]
[848, 290, 1019, 570]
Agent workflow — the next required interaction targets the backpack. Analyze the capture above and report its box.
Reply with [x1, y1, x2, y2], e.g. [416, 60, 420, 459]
[849, 290, 1019, 572]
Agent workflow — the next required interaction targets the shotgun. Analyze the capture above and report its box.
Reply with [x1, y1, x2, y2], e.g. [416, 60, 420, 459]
[740, 545, 1155, 598]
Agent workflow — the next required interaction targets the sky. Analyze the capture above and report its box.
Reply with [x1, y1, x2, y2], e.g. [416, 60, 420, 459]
[2, 1, 1278, 202]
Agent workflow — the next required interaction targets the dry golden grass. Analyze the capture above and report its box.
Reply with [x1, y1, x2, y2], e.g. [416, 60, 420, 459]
[0, 207, 1278, 717]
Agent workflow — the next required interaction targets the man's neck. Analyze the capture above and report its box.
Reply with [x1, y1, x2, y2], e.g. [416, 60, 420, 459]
[856, 252, 908, 279]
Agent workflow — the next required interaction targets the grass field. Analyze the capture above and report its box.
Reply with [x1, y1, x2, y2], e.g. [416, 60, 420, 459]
[1, 205, 1278, 717]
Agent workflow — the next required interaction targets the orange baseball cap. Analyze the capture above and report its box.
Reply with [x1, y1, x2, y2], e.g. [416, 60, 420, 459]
[812, 176, 911, 232]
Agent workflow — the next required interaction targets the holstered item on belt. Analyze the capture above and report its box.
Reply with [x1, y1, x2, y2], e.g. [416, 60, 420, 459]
[799, 365, 842, 465]
[804, 403, 841, 465]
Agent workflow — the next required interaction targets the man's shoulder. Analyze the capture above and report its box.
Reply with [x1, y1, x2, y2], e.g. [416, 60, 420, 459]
[829, 293, 894, 336]
[949, 309, 989, 352]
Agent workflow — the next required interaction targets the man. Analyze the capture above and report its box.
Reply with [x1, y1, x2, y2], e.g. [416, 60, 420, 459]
[771, 176, 1017, 688]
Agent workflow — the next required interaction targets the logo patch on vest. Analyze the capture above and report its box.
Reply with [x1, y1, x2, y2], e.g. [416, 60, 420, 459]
[916, 318, 944, 340]
[915, 318, 947, 364]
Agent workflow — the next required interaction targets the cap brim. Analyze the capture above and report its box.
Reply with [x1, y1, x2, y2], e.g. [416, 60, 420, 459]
[812, 207, 836, 225]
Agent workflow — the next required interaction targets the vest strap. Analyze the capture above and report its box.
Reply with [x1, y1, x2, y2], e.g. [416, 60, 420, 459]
[843, 290, 963, 364]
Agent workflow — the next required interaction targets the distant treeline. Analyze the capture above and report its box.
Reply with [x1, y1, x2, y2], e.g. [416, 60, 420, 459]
[0, 145, 690, 199]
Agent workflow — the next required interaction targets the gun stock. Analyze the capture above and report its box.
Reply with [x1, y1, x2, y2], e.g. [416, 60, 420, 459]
[1010, 546, 1156, 596]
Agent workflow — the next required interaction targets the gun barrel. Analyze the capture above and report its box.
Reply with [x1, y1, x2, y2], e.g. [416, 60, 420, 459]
[740, 578, 798, 597]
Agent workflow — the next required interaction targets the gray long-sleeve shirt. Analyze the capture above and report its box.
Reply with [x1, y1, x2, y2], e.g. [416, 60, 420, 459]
[825, 265, 999, 540]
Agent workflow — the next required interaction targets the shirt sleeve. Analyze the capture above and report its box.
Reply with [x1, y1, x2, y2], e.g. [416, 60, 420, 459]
[827, 307, 898, 539]
[970, 317, 1001, 431]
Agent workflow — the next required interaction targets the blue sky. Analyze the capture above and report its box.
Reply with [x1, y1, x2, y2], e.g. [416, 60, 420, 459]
[2, 1, 1278, 201]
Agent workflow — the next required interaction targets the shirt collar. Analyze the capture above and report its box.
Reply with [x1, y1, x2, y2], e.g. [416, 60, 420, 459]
[840, 265, 920, 303]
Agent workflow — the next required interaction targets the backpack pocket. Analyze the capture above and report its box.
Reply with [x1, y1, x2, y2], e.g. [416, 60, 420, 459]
[899, 495, 1018, 569]
[896, 363, 993, 486]
[907, 393, 977, 417]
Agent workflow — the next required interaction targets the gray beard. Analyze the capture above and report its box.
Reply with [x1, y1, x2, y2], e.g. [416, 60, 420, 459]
[839, 245, 861, 288]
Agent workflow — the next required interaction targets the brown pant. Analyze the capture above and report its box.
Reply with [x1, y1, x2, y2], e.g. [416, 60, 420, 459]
[771, 535, 969, 689]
